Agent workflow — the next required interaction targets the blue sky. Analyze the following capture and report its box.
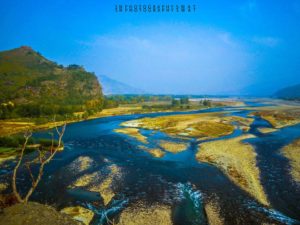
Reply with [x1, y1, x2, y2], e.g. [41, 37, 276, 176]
[1, 0, 300, 95]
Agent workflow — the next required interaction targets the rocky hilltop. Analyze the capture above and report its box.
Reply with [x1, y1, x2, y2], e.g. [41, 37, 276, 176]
[0, 46, 103, 118]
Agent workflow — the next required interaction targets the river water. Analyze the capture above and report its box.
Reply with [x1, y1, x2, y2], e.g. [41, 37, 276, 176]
[1, 102, 300, 225]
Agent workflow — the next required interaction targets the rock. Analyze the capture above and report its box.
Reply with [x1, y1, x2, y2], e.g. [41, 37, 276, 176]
[60, 206, 94, 225]
[0, 202, 81, 225]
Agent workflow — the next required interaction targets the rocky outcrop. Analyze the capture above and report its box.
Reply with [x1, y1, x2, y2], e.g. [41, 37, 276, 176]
[0, 202, 82, 225]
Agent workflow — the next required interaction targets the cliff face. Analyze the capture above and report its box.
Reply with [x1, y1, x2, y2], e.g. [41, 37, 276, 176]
[0, 46, 103, 116]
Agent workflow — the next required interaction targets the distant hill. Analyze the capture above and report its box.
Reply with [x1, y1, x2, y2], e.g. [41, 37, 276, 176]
[98, 75, 144, 95]
[0, 46, 103, 118]
[274, 84, 300, 100]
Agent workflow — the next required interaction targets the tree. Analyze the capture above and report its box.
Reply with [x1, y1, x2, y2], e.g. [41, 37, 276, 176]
[67, 64, 83, 70]
[203, 99, 212, 107]
[180, 97, 189, 105]
[0, 102, 15, 119]
[172, 99, 180, 107]
[103, 99, 119, 109]
[12, 122, 66, 203]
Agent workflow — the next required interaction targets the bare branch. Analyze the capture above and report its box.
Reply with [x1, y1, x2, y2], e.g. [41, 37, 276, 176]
[12, 131, 32, 203]
[37, 149, 43, 163]
[23, 122, 66, 202]
[12, 121, 66, 203]
[25, 162, 35, 185]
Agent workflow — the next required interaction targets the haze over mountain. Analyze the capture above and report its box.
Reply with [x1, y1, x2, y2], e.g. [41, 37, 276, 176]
[1, 2, 300, 95]
[98, 75, 145, 95]
[274, 84, 300, 99]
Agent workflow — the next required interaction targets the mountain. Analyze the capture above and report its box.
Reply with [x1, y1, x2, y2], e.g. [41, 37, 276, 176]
[0, 46, 103, 118]
[274, 84, 300, 100]
[98, 75, 144, 95]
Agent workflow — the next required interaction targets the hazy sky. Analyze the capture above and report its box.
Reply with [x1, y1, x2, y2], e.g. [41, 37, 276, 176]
[1, 0, 300, 95]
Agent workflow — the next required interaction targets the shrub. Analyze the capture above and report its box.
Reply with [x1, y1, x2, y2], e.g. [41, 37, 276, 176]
[38, 138, 60, 147]
[0, 136, 19, 147]
[0, 135, 34, 147]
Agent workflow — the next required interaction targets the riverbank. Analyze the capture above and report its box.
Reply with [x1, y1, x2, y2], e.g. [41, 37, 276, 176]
[1, 100, 300, 224]
[0, 105, 210, 137]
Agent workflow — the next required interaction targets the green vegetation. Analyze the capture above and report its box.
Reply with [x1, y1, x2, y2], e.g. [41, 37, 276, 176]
[0, 135, 34, 147]
[104, 95, 212, 111]
[201, 99, 212, 107]
[103, 95, 173, 109]
[38, 139, 60, 148]
[0, 135, 62, 152]
[0, 147, 15, 154]
[0, 46, 104, 120]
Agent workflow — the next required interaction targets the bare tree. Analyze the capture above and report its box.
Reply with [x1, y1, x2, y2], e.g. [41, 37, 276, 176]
[12, 122, 66, 203]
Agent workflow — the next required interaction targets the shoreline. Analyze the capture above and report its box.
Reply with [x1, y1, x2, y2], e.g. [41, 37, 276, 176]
[0, 106, 211, 137]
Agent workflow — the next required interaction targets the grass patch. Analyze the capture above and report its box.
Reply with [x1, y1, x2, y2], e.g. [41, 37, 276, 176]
[189, 121, 234, 140]
[139, 145, 165, 158]
[0, 147, 15, 154]
[114, 127, 148, 144]
[159, 141, 188, 153]
[121, 112, 236, 140]
[257, 127, 277, 134]
[253, 110, 300, 128]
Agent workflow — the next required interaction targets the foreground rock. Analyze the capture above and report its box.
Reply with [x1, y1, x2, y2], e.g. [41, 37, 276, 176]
[0, 202, 82, 225]
[60, 206, 94, 225]
[281, 138, 300, 183]
[116, 203, 172, 225]
[196, 135, 269, 206]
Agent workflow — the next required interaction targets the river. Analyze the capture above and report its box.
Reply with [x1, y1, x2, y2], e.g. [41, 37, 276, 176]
[1, 102, 300, 225]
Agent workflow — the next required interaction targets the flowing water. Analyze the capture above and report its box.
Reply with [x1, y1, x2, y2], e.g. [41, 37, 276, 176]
[1, 103, 300, 225]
